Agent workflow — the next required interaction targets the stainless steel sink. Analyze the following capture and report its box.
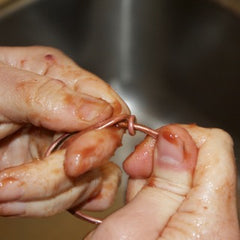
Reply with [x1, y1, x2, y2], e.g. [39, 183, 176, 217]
[0, 0, 239, 239]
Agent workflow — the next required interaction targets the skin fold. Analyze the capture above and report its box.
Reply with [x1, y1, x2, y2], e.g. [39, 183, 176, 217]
[86, 124, 240, 240]
[0, 46, 129, 216]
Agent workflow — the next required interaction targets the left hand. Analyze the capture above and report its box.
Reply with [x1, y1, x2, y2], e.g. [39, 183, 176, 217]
[0, 46, 129, 217]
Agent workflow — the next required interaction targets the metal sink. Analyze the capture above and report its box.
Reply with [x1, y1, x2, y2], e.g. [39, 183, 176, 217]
[0, 0, 239, 239]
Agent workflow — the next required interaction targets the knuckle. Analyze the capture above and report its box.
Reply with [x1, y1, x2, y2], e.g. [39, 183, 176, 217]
[33, 78, 67, 106]
[210, 128, 233, 145]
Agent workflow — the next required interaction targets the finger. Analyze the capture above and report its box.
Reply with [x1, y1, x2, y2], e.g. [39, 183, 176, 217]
[0, 46, 76, 76]
[123, 124, 198, 201]
[64, 127, 122, 177]
[0, 62, 112, 131]
[0, 162, 120, 217]
[81, 162, 122, 211]
[123, 135, 155, 202]
[0, 123, 22, 140]
[123, 135, 155, 178]
[0, 128, 33, 171]
[159, 126, 240, 240]
[125, 178, 147, 203]
[0, 171, 102, 217]
[88, 124, 198, 240]
[0, 46, 130, 116]
[0, 150, 92, 202]
[0, 126, 52, 171]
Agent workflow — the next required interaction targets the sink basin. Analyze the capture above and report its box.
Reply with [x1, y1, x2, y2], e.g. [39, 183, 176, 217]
[0, 0, 239, 239]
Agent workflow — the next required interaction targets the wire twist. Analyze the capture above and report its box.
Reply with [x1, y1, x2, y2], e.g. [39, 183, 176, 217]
[44, 114, 159, 224]
[44, 114, 158, 158]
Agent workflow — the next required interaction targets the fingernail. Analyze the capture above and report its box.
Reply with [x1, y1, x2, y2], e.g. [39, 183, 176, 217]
[150, 125, 197, 194]
[153, 127, 184, 178]
[153, 125, 198, 177]
[76, 96, 113, 122]
[154, 128, 184, 170]
[0, 177, 24, 202]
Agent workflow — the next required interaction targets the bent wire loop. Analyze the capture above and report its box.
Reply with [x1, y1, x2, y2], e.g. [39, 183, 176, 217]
[44, 114, 159, 225]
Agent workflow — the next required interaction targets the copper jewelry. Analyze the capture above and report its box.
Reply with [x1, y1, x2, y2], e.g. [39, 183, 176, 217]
[44, 114, 159, 224]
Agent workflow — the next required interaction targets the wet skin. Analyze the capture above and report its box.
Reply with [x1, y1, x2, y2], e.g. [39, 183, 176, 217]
[0, 46, 129, 216]
[0, 47, 239, 240]
[86, 124, 240, 240]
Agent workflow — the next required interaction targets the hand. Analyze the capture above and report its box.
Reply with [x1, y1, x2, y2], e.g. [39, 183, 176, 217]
[86, 124, 240, 239]
[0, 46, 129, 217]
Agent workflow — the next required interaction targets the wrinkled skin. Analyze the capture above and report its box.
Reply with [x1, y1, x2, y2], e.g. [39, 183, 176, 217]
[86, 124, 240, 240]
[0, 46, 129, 216]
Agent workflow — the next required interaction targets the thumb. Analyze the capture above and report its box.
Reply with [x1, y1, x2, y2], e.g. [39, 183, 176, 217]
[87, 124, 198, 240]
[0, 63, 112, 132]
[158, 126, 240, 240]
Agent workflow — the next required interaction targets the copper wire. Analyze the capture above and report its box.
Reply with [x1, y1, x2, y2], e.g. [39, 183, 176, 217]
[44, 114, 158, 158]
[69, 209, 102, 225]
[44, 114, 159, 224]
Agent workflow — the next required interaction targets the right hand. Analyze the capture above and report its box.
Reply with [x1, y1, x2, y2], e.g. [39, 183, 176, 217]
[86, 124, 240, 239]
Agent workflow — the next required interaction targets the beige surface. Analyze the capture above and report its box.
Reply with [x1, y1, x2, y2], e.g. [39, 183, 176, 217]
[0, 0, 11, 5]
[0, 212, 95, 240]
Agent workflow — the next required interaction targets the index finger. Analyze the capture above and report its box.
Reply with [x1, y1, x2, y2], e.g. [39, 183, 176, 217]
[0, 46, 130, 116]
[63, 127, 123, 177]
